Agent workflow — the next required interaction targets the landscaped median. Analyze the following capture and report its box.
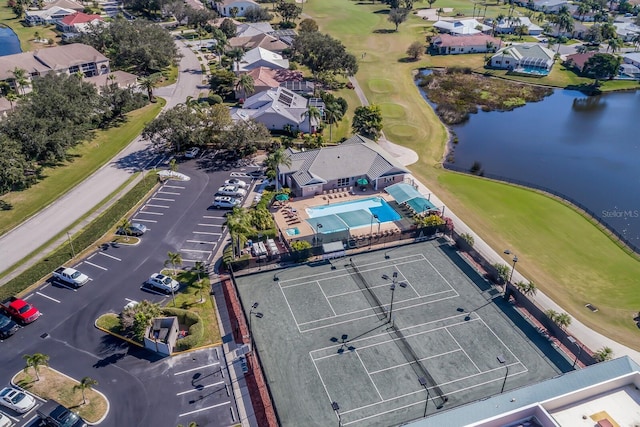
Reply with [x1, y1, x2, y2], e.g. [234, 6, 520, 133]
[96, 268, 222, 355]
[13, 367, 109, 424]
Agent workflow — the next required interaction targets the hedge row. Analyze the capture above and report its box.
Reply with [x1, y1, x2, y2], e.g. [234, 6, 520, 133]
[0, 175, 158, 301]
[162, 307, 204, 351]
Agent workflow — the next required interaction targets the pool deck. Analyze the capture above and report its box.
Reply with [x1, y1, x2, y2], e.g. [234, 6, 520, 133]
[272, 189, 406, 244]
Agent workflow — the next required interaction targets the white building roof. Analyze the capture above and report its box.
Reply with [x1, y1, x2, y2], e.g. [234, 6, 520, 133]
[236, 21, 274, 37]
[433, 19, 491, 35]
[25, 6, 74, 20]
[236, 46, 289, 72]
[230, 87, 308, 128]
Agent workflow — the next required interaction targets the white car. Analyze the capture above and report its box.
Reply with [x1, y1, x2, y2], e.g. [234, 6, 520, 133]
[211, 196, 241, 209]
[216, 185, 247, 198]
[145, 273, 180, 294]
[0, 411, 13, 427]
[184, 147, 200, 159]
[0, 387, 36, 414]
[224, 178, 248, 189]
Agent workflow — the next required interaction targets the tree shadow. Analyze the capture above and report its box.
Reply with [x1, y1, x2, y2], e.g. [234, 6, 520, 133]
[373, 29, 396, 34]
[93, 352, 126, 368]
[111, 148, 167, 172]
[398, 57, 421, 63]
[373, 8, 390, 14]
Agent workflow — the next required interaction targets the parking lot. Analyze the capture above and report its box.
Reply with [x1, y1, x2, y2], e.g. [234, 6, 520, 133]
[0, 152, 260, 427]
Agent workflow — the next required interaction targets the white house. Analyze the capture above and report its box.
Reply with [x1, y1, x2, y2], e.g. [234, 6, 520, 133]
[431, 34, 501, 55]
[230, 87, 320, 134]
[214, 0, 260, 17]
[433, 19, 491, 35]
[234, 46, 289, 73]
[613, 22, 640, 42]
[491, 44, 555, 74]
[529, 0, 569, 12]
[623, 52, 640, 68]
[235, 22, 274, 37]
[490, 17, 543, 35]
[25, 6, 74, 26]
[56, 12, 103, 33]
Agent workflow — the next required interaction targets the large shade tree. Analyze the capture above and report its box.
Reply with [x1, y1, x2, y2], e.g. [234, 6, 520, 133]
[352, 105, 383, 141]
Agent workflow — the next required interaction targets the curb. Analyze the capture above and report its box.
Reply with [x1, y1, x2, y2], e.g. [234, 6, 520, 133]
[94, 316, 144, 348]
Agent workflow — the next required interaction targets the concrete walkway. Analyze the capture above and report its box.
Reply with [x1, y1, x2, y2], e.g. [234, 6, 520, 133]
[0, 40, 205, 282]
[347, 74, 640, 364]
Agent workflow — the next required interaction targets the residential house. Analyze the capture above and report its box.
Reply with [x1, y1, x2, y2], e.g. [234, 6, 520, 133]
[267, 29, 298, 46]
[84, 71, 139, 93]
[433, 19, 491, 35]
[623, 52, 640, 67]
[25, 6, 74, 26]
[529, 0, 569, 12]
[230, 87, 320, 134]
[44, 0, 84, 11]
[564, 51, 596, 73]
[0, 43, 110, 92]
[228, 33, 289, 53]
[619, 63, 640, 79]
[613, 22, 640, 41]
[234, 66, 280, 99]
[431, 34, 501, 55]
[489, 16, 543, 35]
[546, 21, 588, 39]
[214, 0, 260, 17]
[277, 135, 410, 198]
[490, 44, 555, 74]
[56, 12, 103, 34]
[235, 21, 274, 38]
[234, 46, 289, 73]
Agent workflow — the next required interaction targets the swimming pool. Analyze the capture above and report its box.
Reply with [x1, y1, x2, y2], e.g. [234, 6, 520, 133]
[307, 197, 401, 225]
[285, 227, 300, 236]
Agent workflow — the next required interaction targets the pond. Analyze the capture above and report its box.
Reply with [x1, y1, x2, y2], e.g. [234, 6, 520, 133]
[0, 26, 21, 56]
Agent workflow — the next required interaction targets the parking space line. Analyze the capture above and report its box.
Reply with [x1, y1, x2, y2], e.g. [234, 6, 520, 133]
[133, 218, 157, 223]
[192, 231, 221, 235]
[84, 261, 107, 270]
[24, 414, 39, 425]
[186, 240, 216, 245]
[125, 298, 137, 302]
[163, 185, 185, 189]
[197, 223, 223, 227]
[180, 249, 211, 253]
[138, 211, 163, 216]
[51, 281, 78, 292]
[36, 292, 60, 303]
[99, 252, 122, 261]
[174, 362, 220, 375]
[140, 286, 167, 296]
[176, 381, 225, 396]
[158, 191, 180, 195]
[145, 204, 170, 208]
[152, 197, 175, 201]
[178, 401, 231, 417]
[202, 216, 226, 220]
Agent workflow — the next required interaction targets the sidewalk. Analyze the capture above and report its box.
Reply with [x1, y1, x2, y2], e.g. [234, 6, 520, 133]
[346, 74, 640, 365]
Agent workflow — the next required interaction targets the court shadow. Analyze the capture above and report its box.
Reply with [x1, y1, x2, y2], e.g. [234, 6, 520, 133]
[438, 243, 493, 292]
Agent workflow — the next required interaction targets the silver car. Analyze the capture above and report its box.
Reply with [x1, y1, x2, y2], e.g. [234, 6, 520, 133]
[145, 273, 180, 294]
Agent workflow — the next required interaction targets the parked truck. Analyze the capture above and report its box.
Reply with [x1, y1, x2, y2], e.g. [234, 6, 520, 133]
[52, 266, 89, 288]
[0, 297, 41, 325]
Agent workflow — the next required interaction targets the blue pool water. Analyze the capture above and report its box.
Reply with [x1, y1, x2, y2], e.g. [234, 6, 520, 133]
[307, 197, 401, 223]
[516, 66, 550, 76]
[285, 227, 300, 236]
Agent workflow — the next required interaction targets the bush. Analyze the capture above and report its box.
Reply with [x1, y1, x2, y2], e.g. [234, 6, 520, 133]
[290, 240, 312, 262]
[162, 307, 204, 351]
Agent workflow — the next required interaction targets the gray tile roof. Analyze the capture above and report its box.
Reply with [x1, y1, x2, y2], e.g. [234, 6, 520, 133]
[280, 135, 409, 188]
[408, 357, 640, 427]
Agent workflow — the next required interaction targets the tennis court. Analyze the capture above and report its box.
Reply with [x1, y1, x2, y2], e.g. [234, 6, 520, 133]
[234, 240, 559, 426]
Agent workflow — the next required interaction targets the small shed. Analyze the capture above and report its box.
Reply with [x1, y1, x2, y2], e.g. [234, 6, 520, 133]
[144, 316, 179, 356]
[322, 241, 346, 260]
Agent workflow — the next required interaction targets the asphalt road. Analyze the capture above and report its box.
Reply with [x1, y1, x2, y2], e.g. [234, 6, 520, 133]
[0, 155, 260, 427]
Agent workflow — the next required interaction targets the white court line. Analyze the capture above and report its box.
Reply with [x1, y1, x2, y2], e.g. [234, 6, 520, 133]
[329, 285, 451, 303]
[84, 261, 107, 270]
[152, 197, 174, 201]
[478, 317, 522, 364]
[36, 292, 60, 303]
[391, 269, 421, 298]
[367, 348, 463, 375]
[173, 362, 220, 376]
[281, 285, 302, 333]
[317, 281, 336, 316]
[99, 252, 121, 261]
[186, 239, 216, 245]
[158, 191, 180, 195]
[133, 218, 157, 223]
[137, 211, 163, 216]
[180, 249, 211, 253]
[178, 401, 230, 417]
[310, 354, 335, 406]
[145, 204, 170, 208]
[192, 231, 221, 235]
[445, 327, 481, 373]
[423, 257, 456, 291]
[355, 350, 383, 401]
[176, 381, 225, 396]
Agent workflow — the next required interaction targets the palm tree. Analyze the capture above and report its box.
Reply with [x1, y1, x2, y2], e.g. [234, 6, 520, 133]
[607, 37, 623, 54]
[323, 102, 342, 142]
[226, 47, 244, 72]
[74, 376, 98, 405]
[138, 75, 159, 102]
[594, 346, 614, 362]
[302, 105, 322, 134]
[633, 34, 640, 51]
[193, 261, 207, 302]
[515, 281, 537, 296]
[224, 207, 251, 258]
[23, 353, 49, 381]
[265, 147, 292, 191]
[165, 251, 183, 276]
[11, 67, 29, 96]
[554, 312, 572, 329]
[576, 2, 590, 21]
[119, 218, 132, 236]
[6, 91, 18, 111]
[235, 74, 254, 100]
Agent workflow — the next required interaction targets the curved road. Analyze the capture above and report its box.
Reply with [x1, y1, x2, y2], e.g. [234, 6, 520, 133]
[0, 40, 204, 281]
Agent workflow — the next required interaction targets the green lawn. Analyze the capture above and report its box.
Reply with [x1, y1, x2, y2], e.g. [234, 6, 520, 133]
[304, 0, 640, 350]
[0, 100, 164, 235]
[0, 6, 60, 50]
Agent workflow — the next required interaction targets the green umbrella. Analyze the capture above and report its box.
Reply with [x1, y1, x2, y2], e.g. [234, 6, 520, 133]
[357, 178, 369, 186]
[275, 194, 289, 201]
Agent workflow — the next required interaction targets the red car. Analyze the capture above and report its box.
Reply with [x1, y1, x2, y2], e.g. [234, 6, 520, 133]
[0, 297, 41, 324]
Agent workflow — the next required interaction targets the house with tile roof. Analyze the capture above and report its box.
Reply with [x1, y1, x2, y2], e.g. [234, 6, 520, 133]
[228, 33, 289, 53]
[229, 87, 320, 135]
[56, 12, 103, 33]
[564, 51, 597, 73]
[235, 21, 274, 37]
[431, 34, 500, 55]
[234, 67, 280, 99]
[277, 135, 410, 198]
[234, 46, 289, 73]
[491, 44, 555, 74]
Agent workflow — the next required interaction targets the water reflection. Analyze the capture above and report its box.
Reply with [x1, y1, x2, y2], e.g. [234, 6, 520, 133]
[572, 96, 607, 112]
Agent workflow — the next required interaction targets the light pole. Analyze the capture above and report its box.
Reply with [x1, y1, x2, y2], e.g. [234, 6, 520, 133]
[388, 272, 407, 324]
[567, 336, 583, 369]
[369, 214, 379, 249]
[498, 355, 509, 393]
[67, 232, 76, 258]
[331, 401, 342, 427]
[316, 223, 323, 247]
[504, 249, 518, 284]
[418, 377, 430, 418]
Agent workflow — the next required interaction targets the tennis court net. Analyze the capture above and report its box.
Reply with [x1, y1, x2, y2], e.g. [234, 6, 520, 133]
[348, 260, 387, 321]
[389, 323, 448, 408]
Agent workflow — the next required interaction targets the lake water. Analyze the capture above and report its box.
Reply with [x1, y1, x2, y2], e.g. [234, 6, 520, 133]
[416, 72, 640, 249]
[0, 26, 21, 56]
